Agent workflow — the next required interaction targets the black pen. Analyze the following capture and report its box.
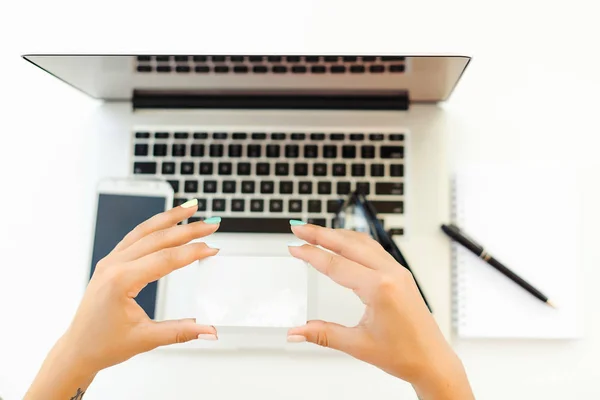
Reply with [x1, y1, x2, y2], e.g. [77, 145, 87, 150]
[441, 223, 556, 308]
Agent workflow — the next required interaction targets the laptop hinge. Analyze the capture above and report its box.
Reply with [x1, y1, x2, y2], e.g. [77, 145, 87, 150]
[132, 91, 409, 111]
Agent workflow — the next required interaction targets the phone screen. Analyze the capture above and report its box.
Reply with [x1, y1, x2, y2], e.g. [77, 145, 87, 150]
[90, 193, 167, 319]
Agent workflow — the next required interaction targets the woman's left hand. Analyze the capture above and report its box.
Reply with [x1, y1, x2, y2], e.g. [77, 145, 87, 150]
[25, 199, 220, 399]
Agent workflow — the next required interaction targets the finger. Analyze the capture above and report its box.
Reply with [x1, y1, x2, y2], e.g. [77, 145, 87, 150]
[287, 320, 367, 355]
[144, 318, 218, 348]
[119, 219, 220, 262]
[291, 223, 393, 270]
[126, 242, 218, 293]
[111, 198, 199, 254]
[289, 244, 376, 299]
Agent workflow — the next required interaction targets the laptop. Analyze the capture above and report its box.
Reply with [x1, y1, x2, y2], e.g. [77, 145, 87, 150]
[23, 54, 470, 351]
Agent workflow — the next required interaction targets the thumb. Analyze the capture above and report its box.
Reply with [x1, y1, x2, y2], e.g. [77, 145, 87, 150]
[147, 318, 217, 347]
[288, 320, 365, 355]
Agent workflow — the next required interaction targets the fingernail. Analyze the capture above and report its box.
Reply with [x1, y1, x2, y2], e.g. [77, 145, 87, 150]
[204, 241, 220, 250]
[287, 335, 306, 343]
[289, 219, 306, 226]
[203, 216, 222, 224]
[198, 334, 218, 341]
[180, 198, 198, 209]
[287, 241, 305, 247]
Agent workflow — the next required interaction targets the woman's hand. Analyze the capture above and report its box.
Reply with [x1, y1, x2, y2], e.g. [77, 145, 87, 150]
[25, 199, 220, 400]
[287, 223, 474, 400]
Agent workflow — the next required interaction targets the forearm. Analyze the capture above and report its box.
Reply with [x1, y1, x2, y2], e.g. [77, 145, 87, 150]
[24, 336, 97, 400]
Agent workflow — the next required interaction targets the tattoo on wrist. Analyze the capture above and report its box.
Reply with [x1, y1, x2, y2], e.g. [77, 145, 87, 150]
[70, 388, 85, 400]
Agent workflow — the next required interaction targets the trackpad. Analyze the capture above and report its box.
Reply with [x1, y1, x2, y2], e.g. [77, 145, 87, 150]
[162, 256, 308, 328]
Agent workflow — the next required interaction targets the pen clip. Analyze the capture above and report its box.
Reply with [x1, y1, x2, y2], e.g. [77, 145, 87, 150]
[448, 224, 484, 249]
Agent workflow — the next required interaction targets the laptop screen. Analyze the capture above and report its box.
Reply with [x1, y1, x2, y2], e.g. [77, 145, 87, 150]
[23, 55, 470, 103]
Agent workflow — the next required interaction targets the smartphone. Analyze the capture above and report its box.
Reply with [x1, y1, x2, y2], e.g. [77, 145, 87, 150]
[89, 178, 174, 320]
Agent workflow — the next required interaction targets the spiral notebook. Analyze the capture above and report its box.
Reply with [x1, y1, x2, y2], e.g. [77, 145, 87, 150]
[452, 163, 581, 339]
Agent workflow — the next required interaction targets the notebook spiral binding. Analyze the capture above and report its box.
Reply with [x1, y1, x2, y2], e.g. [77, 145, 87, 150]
[450, 176, 467, 333]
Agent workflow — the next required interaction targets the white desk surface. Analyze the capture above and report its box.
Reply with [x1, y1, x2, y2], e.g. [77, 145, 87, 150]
[2, 2, 600, 399]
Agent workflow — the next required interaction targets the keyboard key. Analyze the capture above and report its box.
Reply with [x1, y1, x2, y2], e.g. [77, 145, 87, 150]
[318, 182, 332, 194]
[313, 163, 327, 176]
[212, 198, 226, 212]
[350, 65, 366, 73]
[285, 145, 299, 158]
[134, 144, 148, 156]
[193, 55, 208, 62]
[237, 162, 251, 175]
[332, 163, 346, 176]
[330, 65, 346, 73]
[172, 144, 186, 157]
[311, 65, 326, 73]
[294, 163, 308, 176]
[200, 162, 213, 175]
[167, 180, 179, 192]
[351, 164, 366, 177]
[209, 144, 224, 157]
[197, 199, 207, 212]
[361, 145, 375, 159]
[272, 133, 286, 140]
[275, 163, 289, 176]
[305, 56, 320, 63]
[157, 65, 172, 73]
[371, 164, 385, 177]
[213, 218, 292, 233]
[214, 65, 229, 73]
[337, 181, 351, 194]
[376, 182, 404, 195]
[222, 180, 236, 193]
[298, 181, 313, 194]
[381, 146, 404, 159]
[362, 56, 376, 62]
[327, 199, 343, 213]
[382, 56, 406, 61]
[249, 56, 264, 62]
[234, 65, 249, 73]
[266, 145, 280, 158]
[291, 133, 306, 140]
[272, 65, 287, 73]
[343, 56, 358, 62]
[229, 56, 244, 62]
[308, 200, 322, 213]
[155, 132, 169, 139]
[203, 180, 217, 193]
[176, 65, 191, 73]
[191, 144, 205, 157]
[389, 64, 405, 73]
[324, 56, 339, 62]
[310, 133, 325, 141]
[304, 145, 318, 158]
[256, 163, 270, 176]
[195, 65, 210, 73]
[270, 199, 283, 213]
[280, 181, 294, 194]
[211, 56, 226, 62]
[231, 199, 245, 212]
[356, 182, 370, 195]
[330, 133, 345, 141]
[184, 180, 198, 193]
[286, 56, 301, 63]
[369, 65, 385, 73]
[260, 181, 275, 194]
[250, 199, 264, 212]
[323, 145, 337, 158]
[342, 145, 356, 158]
[173, 198, 186, 207]
[247, 144, 261, 158]
[174, 132, 189, 139]
[228, 144, 242, 157]
[307, 218, 327, 227]
[251, 133, 267, 140]
[135, 132, 150, 139]
[232, 132, 247, 140]
[137, 55, 152, 62]
[350, 133, 365, 141]
[181, 162, 194, 175]
[153, 144, 167, 156]
[162, 162, 175, 175]
[268, 56, 282, 62]
[213, 132, 228, 140]
[188, 217, 204, 224]
[193, 132, 208, 139]
[388, 228, 404, 236]
[253, 65, 268, 73]
[218, 162, 232, 175]
[371, 201, 403, 214]
[289, 199, 303, 213]
[369, 133, 384, 141]
[292, 65, 307, 74]
[390, 133, 405, 141]
[241, 181, 255, 194]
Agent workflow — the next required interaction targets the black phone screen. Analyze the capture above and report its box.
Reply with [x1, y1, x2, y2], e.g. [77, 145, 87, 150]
[90, 193, 167, 319]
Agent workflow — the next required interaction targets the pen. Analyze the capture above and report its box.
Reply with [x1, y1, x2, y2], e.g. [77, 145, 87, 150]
[441, 223, 556, 308]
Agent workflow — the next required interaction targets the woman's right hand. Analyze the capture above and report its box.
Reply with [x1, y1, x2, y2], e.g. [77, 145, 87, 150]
[287, 223, 474, 400]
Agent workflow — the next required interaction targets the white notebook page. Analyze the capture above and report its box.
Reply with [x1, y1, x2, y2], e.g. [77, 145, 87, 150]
[453, 163, 581, 338]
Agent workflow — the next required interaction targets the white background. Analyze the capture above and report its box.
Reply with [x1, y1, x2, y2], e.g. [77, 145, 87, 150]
[1, 0, 600, 399]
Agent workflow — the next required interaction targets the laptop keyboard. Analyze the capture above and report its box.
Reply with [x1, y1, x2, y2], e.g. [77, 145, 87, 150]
[132, 130, 405, 234]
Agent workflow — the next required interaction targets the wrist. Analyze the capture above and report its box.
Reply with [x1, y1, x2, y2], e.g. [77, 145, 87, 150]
[51, 332, 100, 379]
[411, 353, 473, 400]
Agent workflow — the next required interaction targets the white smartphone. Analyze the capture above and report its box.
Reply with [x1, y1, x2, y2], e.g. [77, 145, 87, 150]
[89, 178, 174, 320]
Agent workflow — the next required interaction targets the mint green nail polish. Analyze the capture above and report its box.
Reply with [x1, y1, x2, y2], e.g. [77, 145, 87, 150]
[289, 219, 306, 226]
[204, 217, 222, 224]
